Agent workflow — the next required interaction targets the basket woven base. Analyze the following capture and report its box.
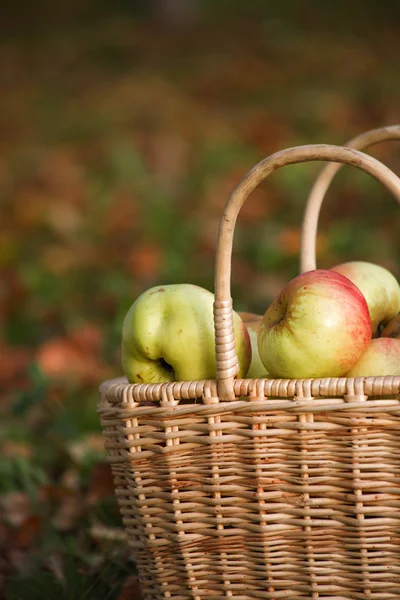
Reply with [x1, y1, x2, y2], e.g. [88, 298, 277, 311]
[99, 377, 400, 600]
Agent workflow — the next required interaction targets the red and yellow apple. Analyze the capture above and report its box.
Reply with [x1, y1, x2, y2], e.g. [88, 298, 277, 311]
[346, 337, 400, 377]
[122, 284, 251, 383]
[257, 270, 372, 379]
[331, 261, 400, 336]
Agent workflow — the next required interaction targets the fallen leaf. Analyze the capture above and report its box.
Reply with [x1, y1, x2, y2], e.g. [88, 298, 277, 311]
[0, 521, 9, 547]
[0, 232, 19, 266]
[105, 189, 140, 234]
[1, 492, 31, 527]
[46, 203, 83, 237]
[117, 575, 143, 600]
[69, 323, 103, 353]
[276, 227, 301, 256]
[41, 245, 81, 275]
[87, 462, 115, 504]
[0, 344, 31, 389]
[42, 484, 74, 502]
[127, 242, 163, 280]
[59, 468, 81, 491]
[11, 188, 48, 230]
[35, 149, 86, 209]
[241, 112, 292, 155]
[68, 434, 106, 464]
[11, 514, 42, 549]
[231, 256, 258, 285]
[143, 133, 189, 187]
[52, 493, 84, 531]
[36, 336, 111, 384]
[1, 441, 32, 459]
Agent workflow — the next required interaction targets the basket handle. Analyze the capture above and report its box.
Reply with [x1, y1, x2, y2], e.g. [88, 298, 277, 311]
[300, 125, 400, 272]
[213, 143, 400, 400]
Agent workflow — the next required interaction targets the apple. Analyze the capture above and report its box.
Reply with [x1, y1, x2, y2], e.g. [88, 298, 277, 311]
[257, 270, 372, 379]
[381, 315, 400, 339]
[331, 261, 400, 336]
[122, 284, 251, 384]
[239, 312, 270, 378]
[346, 337, 400, 377]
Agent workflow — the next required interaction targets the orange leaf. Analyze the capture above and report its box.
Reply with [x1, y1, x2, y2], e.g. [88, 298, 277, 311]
[70, 323, 103, 353]
[117, 576, 143, 600]
[12, 515, 42, 549]
[277, 228, 301, 256]
[52, 491, 84, 531]
[127, 242, 163, 280]
[87, 462, 115, 504]
[36, 337, 111, 384]
[0, 344, 31, 388]
[106, 189, 140, 234]
[2, 492, 31, 527]
[277, 229, 327, 259]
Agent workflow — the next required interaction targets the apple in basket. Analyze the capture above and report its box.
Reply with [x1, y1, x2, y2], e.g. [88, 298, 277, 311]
[346, 337, 400, 377]
[122, 283, 251, 384]
[331, 261, 400, 337]
[380, 315, 400, 339]
[239, 312, 270, 378]
[257, 269, 372, 379]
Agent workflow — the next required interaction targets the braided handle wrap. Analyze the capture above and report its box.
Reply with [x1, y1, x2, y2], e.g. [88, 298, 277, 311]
[214, 298, 240, 385]
[300, 125, 400, 272]
[214, 144, 400, 401]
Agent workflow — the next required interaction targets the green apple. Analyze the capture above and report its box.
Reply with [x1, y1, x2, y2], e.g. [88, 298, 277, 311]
[122, 284, 251, 384]
[331, 261, 400, 336]
[346, 337, 400, 377]
[258, 270, 372, 379]
[380, 315, 400, 339]
[239, 312, 270, 378]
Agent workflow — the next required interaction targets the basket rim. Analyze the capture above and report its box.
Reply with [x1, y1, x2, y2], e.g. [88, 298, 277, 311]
[98, 376, 400, 411]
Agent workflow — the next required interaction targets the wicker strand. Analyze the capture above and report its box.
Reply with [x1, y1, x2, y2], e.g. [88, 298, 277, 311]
[250, 390, 275, 595]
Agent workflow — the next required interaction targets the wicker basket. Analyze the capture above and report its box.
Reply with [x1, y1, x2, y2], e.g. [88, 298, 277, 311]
[99, 139, 400, 600]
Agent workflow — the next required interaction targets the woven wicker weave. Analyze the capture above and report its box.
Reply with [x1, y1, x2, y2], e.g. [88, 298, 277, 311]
[99, 142, 400, 600]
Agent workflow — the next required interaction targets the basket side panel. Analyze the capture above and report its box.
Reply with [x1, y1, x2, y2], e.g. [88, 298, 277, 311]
[100, 398, 400, 599]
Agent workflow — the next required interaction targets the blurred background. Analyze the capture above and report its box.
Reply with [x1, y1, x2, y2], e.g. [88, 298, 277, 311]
[1, 1, 400, 597]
